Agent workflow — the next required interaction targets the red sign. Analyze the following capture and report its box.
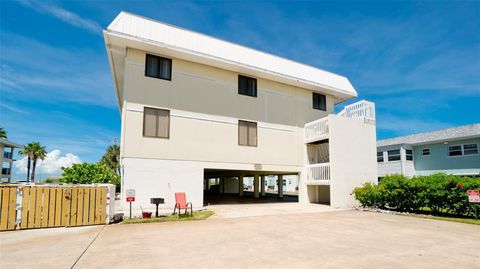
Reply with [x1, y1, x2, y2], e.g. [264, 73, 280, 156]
[468, 190, 480, 203]
[126, 197, 135, 202]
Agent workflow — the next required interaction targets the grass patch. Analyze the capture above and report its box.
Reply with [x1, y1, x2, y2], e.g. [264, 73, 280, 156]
[122, 210, 214, 224]
[406, 214, 480, 225]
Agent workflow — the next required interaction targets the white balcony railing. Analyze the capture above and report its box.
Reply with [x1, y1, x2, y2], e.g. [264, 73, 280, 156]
[304, 100, 375, 143]
[304, 117, 329, 143]
[337, 100, 376, 122]
[306, 163, 330, 184]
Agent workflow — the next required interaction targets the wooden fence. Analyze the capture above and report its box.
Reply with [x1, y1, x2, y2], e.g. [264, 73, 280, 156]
[0, 185, 113, 232]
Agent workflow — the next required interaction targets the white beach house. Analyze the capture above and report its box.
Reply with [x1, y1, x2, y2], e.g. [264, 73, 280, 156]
[103, 12, 377, 212]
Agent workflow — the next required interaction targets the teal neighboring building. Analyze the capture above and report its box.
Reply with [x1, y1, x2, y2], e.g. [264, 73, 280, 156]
[377, 124, 480, 178]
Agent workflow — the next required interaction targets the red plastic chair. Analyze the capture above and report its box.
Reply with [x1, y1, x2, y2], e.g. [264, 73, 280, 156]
[173, 192, 193, 217]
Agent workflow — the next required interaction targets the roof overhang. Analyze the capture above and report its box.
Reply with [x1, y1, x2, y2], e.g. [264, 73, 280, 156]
[104, 12, 358, 110]
[0, 139, 23, 148]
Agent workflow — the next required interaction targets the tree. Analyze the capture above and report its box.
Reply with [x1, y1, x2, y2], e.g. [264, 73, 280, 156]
[61, 163, 120, 190]
[99, 144, 121, 175]
[19, 144, 34, 182]
[20, 142, 47, 183]
[0, 127, 6, 139]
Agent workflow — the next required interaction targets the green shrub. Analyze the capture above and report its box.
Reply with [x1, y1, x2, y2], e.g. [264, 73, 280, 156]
[61, 163, 120, 191]
[353, 182, 384, 208]
[353, 173, 480, 217]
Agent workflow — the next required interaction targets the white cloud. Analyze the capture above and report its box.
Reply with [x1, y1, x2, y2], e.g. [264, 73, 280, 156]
[14, 149, 82, 178]
[18, 0, 102, 34]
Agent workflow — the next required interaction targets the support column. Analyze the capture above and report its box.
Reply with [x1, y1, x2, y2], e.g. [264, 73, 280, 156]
[254, 174, 260, 198]
[220, 177, 224, 194]
[260, 175, 265, 197]
[8, 146, 13, 183]
[278, 175, 284, 198]
[238, 175, 244, 197]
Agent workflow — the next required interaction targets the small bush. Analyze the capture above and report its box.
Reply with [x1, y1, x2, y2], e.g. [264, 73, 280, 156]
[353, 182, 384, 208]
[353, 173, 480, 217]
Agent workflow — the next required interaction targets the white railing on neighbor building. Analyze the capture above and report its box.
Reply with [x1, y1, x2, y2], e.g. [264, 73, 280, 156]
[304, 117, 329, 143]
[304, 100, 376, 143]
[306, 163, 330, 184]
[337, 100, 376, 122]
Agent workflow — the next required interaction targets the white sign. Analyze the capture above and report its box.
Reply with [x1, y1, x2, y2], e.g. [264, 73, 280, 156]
[126, 189, 135, 202]
[126, 189, 135, 197]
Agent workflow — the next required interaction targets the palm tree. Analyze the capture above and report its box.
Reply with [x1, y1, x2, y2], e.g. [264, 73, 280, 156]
[0, 127, 6, 139]
[19, 144, 34, 182]
[100, 144, 121, 175]
[20, 142, 47, 183]
[29, 142, 47, 182]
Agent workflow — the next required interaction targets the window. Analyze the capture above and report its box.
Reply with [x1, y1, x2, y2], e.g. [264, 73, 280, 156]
[422, 148, 430, 156]
[145, 54, 172, 80]
[448, 145, 462, 156]
[406, 149, 413, 161]
[313, 92, 327, 111]
[143, 107, 170, 138]
[464, 144, 479, 155]
[377, 152, 384, 163]
[387, 149, 401, 161]
[238, 75, 257, 97]
[238, 120, 257, 147]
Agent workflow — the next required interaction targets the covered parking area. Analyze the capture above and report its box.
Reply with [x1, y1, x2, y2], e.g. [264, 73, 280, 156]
[203, 169, 299, 206]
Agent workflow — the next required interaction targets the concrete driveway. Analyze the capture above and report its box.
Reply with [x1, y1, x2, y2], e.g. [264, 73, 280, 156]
[1, 210, 479, 269]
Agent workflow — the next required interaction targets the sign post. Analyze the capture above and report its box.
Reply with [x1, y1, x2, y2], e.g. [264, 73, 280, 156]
[467, 190, 480, 220]
[126, 189, 135, 219]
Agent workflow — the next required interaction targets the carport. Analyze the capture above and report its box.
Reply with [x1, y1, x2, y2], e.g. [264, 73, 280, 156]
[203, 169, 299, 206]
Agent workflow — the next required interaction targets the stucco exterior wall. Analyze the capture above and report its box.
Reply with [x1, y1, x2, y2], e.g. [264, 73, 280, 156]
[413, 138, 480, 175]
[377, 144, 415, 178]
[121, 48, 334, 166]
[118, 48, 340, 209]
[329, 115, 377, 208]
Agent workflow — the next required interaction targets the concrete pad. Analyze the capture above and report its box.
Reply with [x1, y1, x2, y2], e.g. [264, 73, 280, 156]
[2, 211, 479, 269]
[0, 225, 103, 269]
[74, 211, 479, 269]
[207, 202, 338, 218]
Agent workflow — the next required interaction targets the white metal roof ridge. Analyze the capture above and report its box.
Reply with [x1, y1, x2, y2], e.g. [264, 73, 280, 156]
[105, 11, 357, 99]
[377, 123, 480, 147]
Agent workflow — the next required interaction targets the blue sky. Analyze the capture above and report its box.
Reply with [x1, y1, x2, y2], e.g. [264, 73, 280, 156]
[1, 1, 479, 178]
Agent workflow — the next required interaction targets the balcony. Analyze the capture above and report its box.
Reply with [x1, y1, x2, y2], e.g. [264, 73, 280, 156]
[304, 100, 375, 143]
[305, 117, 329, 143]
[305, 163, 330, 185]
[3, 151, 12, 160]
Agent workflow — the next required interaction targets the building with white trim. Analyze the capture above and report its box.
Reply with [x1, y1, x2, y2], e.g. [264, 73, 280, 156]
[103, 12, 377, 212]
[0, 139, 22, 182]
[377, 123, 480, 178]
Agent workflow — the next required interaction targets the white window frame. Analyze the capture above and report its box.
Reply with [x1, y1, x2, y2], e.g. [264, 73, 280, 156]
[448, 143, 479, 157]
[387, 149, 401, 162]
[377, 151, 384, 163]
[422, 148, 430, 156]
[463, 143, 479, 156]
[405, 149, 413, 161]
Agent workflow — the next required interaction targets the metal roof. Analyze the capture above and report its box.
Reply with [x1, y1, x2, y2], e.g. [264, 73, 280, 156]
[103, 12, 358, 109]
[0, 139, 23, 148]
[377, 123, 480, 147]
